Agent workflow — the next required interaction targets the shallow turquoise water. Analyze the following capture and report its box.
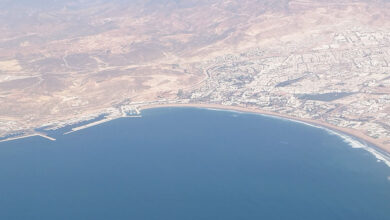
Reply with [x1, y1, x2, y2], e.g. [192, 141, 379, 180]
[0, 108, 389, 220]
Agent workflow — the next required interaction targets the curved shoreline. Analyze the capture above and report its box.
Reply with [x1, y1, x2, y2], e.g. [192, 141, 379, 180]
[139, 103, 390, 163]
[1, 102, 389, 167]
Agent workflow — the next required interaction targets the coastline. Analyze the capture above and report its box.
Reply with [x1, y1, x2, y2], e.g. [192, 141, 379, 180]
[1, 102, 389, 167]
[139, 103, 390, 163]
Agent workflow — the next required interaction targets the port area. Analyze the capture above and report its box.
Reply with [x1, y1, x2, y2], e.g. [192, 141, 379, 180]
[0, 132, 56, 143]
[0, 106, 142, 142]
[64, 106, 141, 135]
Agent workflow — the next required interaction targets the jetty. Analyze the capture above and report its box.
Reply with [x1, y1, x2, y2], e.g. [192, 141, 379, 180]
[0, 133, 56, 143]
[121, 115, 142, 118]
[36, 133, 56, 141]
[64, 117, 117, 135]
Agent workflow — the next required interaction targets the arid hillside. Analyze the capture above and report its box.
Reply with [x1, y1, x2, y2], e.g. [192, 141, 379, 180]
[1, 0, 390, 151]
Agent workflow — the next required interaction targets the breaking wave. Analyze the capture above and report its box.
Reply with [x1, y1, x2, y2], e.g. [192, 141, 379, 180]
[203, 107, 390, 168]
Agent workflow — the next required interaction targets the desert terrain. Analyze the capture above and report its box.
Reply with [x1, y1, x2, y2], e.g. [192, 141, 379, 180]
[1, 0, 390, 152]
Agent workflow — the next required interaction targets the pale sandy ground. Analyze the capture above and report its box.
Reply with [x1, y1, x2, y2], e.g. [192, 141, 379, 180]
[139, 103, 390, 154]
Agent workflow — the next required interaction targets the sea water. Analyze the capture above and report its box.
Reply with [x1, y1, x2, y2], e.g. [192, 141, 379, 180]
[0, 107, 389, 220]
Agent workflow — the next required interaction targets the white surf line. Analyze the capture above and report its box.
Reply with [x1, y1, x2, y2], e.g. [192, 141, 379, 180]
[273, 116, 390, 167]
[203, 107, 390, 168]
[330, 131, 390, 168]
[259, 114, 390, 168]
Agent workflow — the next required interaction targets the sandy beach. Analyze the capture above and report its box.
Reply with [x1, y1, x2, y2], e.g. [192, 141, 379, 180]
[139, 103, 390, 155]
[1, 102, 389, 167]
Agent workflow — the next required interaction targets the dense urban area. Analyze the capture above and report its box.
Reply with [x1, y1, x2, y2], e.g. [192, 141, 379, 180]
[0, 0, 389, 152]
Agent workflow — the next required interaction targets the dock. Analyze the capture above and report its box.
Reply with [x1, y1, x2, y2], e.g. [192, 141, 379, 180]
[135, 107, 140, 115]
[121, 115, 142, 118]
[64, 117, 117, 135]
[0, 133, 56, 143]
[36, 133, 56, 141]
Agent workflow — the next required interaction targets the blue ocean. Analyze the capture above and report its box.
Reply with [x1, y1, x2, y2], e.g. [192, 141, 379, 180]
[0, 108, 390, 220]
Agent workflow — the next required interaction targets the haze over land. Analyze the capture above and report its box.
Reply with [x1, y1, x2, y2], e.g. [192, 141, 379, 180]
[1, 0, 390, 151]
